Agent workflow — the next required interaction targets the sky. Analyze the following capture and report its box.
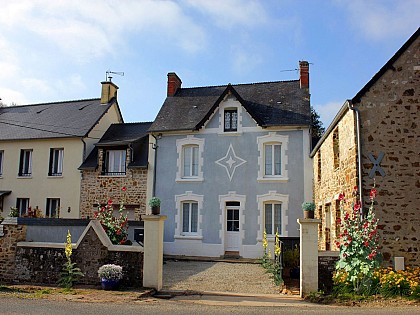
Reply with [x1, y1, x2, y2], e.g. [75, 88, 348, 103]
[0, 0, 419, 129]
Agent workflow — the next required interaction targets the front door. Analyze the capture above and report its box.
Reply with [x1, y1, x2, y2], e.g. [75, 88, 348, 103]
[225, 202, 240, 253]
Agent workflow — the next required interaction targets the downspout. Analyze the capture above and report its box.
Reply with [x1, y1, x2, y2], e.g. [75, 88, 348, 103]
[81, 138, 87, 160]
[151, 134, 159, 197]
[348, 101, 364, 215]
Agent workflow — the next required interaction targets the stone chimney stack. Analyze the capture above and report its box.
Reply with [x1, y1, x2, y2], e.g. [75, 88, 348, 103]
[167, 72, 182, 97]
[299, 61, 309, 90]
[101, 81, 119, 104]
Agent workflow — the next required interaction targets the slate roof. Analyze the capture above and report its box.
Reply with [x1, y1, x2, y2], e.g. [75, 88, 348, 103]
[0, 98, 115, 141]
[79, 122, 152, 170]
[149, 80, 310, 132]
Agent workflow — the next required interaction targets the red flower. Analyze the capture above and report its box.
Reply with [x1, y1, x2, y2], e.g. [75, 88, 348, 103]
[338, 193, 345, 201]
[336, 218, 341, 224]
[370, 188, 377, 200]
[108, 198, 113, 205]
[353, 186, 358, 192]
[354, 201, 361, 211]
[122, 186, 127, 192]
[364, 241, 369, 246]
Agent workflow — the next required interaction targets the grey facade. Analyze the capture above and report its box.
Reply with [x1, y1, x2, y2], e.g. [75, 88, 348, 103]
[150, 67, 312, 258]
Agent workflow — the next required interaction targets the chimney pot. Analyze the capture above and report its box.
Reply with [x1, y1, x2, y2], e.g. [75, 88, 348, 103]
[167, 72, 182, 97]
[299, 61, 309, 90]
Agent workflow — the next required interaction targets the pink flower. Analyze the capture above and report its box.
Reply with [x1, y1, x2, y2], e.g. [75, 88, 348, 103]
[370, 188, 377, 200]
[354, 201, 361, 211]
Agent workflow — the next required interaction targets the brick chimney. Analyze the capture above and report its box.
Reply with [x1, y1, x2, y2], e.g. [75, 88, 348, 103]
[299, 61, 309, 89]
[101, 81, 119, 104]
[167, 72, 182, 97]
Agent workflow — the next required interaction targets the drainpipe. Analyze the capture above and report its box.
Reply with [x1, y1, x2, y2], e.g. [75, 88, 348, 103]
[151, 134, 159, 197]
[81, 138, 87, 160]
[348, 101, 364, 215]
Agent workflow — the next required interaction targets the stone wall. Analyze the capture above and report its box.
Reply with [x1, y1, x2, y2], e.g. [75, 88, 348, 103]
[318, 252, 339, 293]
[356, 35, 420, 266]
[0, 219, 27, 282]
[80, 147, 148, 220]
[1, 220, 143, 287]
[313, 109, 358, 251]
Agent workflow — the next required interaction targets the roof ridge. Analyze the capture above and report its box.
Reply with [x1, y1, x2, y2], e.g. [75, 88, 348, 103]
[181, 79, 299, 90]
[3, 98, 101, 108]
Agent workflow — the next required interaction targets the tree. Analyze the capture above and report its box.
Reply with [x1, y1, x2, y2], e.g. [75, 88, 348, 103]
[310, 106, 325, 148]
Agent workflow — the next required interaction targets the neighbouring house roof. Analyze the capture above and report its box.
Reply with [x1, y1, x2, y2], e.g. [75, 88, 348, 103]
[149, 80, 310, 132]
[310, 27, 420, 157]
[0, 98, 119, 141]
[79, 122, 152, 170]
[0, 191, 12, 197]
[352, 27, 419, 104]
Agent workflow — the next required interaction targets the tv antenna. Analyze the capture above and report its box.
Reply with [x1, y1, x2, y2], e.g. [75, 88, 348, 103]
[106, 70, 124, 82]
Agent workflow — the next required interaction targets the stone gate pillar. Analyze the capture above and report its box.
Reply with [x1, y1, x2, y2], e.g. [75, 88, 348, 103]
[297, 218, 321, 297]
[142, 214, 167, 290]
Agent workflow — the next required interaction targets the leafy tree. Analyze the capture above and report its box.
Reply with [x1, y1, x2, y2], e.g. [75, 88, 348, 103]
[310, 106, 325, 148]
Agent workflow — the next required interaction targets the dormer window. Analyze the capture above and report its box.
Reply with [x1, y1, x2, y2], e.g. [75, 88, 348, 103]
[224, 109, 237, 132]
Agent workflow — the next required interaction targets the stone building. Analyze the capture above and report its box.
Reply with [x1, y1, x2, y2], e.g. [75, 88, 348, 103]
[311, 28, 419, 266]
[79, 122, 152, 220]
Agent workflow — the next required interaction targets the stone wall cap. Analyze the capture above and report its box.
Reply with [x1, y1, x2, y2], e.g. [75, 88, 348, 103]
[318, 250, 340, 257]
[297, 218, 321, 224]
[142, 215, 167, 222]
[2, 217, 18, 225]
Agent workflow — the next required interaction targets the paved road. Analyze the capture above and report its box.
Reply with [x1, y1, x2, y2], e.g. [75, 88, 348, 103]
[1, 295, 419, 315]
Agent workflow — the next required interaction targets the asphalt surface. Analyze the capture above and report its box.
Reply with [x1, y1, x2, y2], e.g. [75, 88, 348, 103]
[1, 295, 420, 315]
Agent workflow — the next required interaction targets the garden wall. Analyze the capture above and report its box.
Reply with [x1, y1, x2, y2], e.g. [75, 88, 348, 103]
[0, 218, 143, 287]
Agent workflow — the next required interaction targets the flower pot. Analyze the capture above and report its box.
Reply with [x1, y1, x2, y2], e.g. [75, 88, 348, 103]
[101, 278, 120, 290]
[303, 210, 314, 219]
[151, 206, 160, 215]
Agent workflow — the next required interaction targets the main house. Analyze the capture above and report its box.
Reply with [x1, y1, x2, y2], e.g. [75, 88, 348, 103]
[148, 62, 313, 258]
[311, 28, 419, 266]
[0, 81, 123, 218]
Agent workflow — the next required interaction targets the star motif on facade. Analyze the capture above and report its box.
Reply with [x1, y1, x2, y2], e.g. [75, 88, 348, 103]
[215, 144, 246, 181]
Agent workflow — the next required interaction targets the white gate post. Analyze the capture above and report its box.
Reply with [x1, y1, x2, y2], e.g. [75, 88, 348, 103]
[297, 218, 321, 297]
[142, 214, 167, 290]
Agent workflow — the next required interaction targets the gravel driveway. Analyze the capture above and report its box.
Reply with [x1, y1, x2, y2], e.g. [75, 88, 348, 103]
[163, 260, 279, 294]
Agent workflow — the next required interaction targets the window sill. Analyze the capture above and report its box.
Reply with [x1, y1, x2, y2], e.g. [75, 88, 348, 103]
[174, 235, 203, 240]
[176, 177, 204, 183]
[257, 177, 289, 183]
[17, 176, 32, 179]
[48, 175, 63, 178]
[218, 131, 242, 136]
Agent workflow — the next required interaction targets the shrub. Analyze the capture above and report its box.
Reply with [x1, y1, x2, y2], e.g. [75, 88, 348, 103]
[98, 264, 123, 281]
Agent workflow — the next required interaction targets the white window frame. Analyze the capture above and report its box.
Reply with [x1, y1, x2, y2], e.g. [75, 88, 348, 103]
[174, 191, 203, 239]
[217, 96, 243, 135]
[264, 202, 282, 235]
[257, 191, 289, 239]
[49, 148, 64, 176]
[181, 201, 199, 235]
[257, 133, 289, 182]
[0, 150, 3, 177]
[182, 145, 199, 177]
[19, 149, 32, 177]
[176, 136, 204, 182]
[46, 198, 60, 218]
[104, 149, 126, 176]
[264, 143, 282, 176]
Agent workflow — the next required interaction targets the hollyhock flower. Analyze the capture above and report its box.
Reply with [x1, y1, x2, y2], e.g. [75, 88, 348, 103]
[338, 193, 345, 201]
[370, 188, 377, 200]
[122, 186, 127, 192]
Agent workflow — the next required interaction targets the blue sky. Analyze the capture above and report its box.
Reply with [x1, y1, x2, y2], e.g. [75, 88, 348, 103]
[0, 1, 418, 128]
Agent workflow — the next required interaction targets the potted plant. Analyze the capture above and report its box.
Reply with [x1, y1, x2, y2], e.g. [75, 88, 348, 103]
[302, 202, 315, 219]
[98, 264, 123, 290]
[148, 197, 161, 215]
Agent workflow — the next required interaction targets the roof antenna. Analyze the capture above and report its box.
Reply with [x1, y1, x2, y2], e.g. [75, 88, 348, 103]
[106, 70, 124, 82]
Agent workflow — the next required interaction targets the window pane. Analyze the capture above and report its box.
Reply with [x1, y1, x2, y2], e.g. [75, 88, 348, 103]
[227, 209, 233, 220]
[191, 203, 198, 233]
[265, 204, 273, 234]
[0, 151, 3, 176]
[274, 203, 282, 234]
[231, 111, 237, 130]
[182, 203, 190, 232]
[183, 147, 191, 176]
[224, 112, 231, 130]
[274, 145, 281, 175]
[265, 145, 272, 175]
[191, 146, 198, 176]
[233, 209, 239, 220]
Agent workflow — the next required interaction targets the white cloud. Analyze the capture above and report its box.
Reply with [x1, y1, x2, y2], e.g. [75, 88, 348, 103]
[184, 0, 269, 29]
[314, 101, 344, 129]
[231, 46, 264, 75]
[337, 0, 420, 40]
[0, 88, 28, 106]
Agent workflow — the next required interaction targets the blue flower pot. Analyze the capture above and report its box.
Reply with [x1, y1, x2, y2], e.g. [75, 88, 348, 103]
[101, 278, 120, 290]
